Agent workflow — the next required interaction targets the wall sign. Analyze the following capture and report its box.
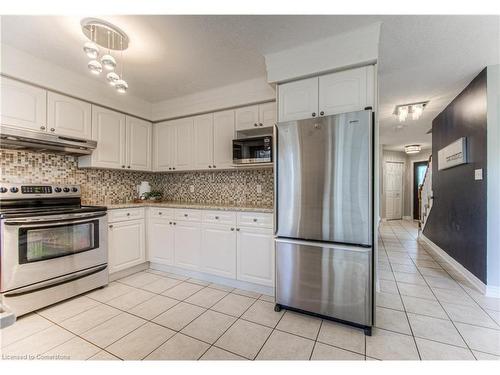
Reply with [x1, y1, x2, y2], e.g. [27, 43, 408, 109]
[438, 137, 467, 170]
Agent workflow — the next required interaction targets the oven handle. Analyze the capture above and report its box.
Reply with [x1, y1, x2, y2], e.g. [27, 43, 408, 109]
[3, 264, 108, 297]
[3, 212, 107, 226]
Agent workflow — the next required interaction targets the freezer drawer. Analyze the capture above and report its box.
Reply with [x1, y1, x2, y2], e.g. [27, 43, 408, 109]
[275, 238, 372, 326]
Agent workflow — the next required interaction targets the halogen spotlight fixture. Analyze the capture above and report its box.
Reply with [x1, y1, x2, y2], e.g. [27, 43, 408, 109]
[81, 18, 129, 93]
[393, 101, 429, 122]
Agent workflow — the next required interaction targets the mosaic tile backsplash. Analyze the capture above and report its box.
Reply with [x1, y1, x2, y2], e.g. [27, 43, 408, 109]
[0, 149, 273, 207]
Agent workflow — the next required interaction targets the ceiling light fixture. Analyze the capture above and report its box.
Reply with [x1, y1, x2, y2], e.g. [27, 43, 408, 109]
[404, 145, 422, 154]
[81, 18, 129, 93]
[394, 101, 429, 122]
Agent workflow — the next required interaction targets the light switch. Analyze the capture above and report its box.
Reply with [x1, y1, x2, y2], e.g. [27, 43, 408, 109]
[189, 185, 195, 193]
[256, 184, 262, 194]
[475, 169, 483, 180]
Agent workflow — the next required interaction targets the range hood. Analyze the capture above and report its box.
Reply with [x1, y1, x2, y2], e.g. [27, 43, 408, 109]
[0, 126, 97, 156]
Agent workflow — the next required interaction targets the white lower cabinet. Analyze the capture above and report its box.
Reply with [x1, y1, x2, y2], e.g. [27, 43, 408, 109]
[148, 218, 174, 265]
[236, 227, 274, 287]
[173, 221, 202, 271]
[201, 224, 237, 278]
[108, 218, 146, 274]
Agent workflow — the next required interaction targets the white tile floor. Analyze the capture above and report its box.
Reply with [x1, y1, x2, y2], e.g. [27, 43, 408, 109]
[1, 219, 499, 360]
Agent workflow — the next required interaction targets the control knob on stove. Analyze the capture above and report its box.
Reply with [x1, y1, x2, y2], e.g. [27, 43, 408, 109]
[72, 187, 78, 192]
[63, 187, 70, 193]
[10, 187, 19, 193]
[54, 187, 62, 193]
[0, 187, 7, 193]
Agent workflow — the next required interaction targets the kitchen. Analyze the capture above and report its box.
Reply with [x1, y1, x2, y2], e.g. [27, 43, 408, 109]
[1, 9, 499, 364]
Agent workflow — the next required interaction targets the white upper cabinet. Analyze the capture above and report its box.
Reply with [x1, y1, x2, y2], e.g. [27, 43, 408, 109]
[0, 77, 47, 132]
[235, 105, 259, 131]
[173, 117, 195, 171]
[278, 77, 319, 122]
[153, 121, 175, 171]
[212, 110, 235, 169]
[80, 105, 126, 169]
[258, 102, 277, 128]
[47, 92, 91, 139]
[126, 116, 152, 171]
[193, 113, 214, 170]
[319, 66, 371, 116]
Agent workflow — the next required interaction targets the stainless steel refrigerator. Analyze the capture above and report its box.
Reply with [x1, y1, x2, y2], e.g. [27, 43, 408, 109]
[274, 109, 374, 335]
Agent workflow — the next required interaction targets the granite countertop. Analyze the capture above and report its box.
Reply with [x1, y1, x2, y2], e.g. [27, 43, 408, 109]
[104, 201, 274, 213]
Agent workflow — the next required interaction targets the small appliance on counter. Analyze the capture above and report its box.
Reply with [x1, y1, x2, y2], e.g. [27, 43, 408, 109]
[137, 181, 151, 200]
[0, 183, 108, 317]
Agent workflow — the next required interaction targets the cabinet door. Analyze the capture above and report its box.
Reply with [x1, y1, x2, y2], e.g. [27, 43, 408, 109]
[90, 106, 126, 169]
[201, 224, 236, 278]
[235, 105, 259, 131]
[193, 113, 214, 170]
[237, 227, 274, 286]
[126, 116, 152, 171]
[153, 121, 175, 171]
[174, 221, 201, 271]
[319, 67, 369, 116]
[173, 117, 194, 170]
[109, 219, 145, 274]
[213, 110, 235, 169]
[278, 77, 318, 122]
[0, 77, 47, 132]
[148, 219, 174, 265]
[47, 92, 91, 139]
[258, 102, 277, 127]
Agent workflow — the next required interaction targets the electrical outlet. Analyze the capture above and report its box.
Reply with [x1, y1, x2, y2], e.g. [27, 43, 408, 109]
[256, 184, 262, 194]
[189, 185, 195, 193]
[475, 169, 483, 180]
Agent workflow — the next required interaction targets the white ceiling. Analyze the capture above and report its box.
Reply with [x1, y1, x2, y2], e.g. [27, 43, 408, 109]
[1, 15, 499, 151]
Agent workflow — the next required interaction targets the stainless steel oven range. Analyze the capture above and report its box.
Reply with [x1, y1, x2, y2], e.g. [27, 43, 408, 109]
[0, 183, 108, 317]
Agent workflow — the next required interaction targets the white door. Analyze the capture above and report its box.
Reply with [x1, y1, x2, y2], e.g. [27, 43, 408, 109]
[384, 161, 404, 220]
[174, 221, 201, 270]
[235, 105, 259, 131]
[47, 92, 91, 139]
[237, 227, 274, 286]
[90, 106, 126, 169]
[0, 77, 47, 132]
[153, 121, 175, 171]
[126, 116, 152, 171]
[173, 117, 194, 170]
[201, 224, 237, 278]
[278, 77, 318, 122]
[148, 219, 174, 265]
[258, 102, 277, 128]
[193, 113, 214, 170]
[213, 110, 235, 169]
[109, 219, 146, 274]
[319, 67, 369, 116]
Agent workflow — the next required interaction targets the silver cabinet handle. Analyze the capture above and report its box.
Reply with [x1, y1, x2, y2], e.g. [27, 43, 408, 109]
[40, 126, 46, 130]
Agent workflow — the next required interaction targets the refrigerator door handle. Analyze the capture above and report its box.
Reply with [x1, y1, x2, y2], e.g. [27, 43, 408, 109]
[275, 238, 371, 252]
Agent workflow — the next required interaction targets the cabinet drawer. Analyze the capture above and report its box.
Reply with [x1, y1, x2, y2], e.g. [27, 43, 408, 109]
[174, 208, 202, 222]
[108, 207, 144, 223]
[202, 210, 236, 225]
[237, 212, 273, 228]
[149, 207, 174, 219]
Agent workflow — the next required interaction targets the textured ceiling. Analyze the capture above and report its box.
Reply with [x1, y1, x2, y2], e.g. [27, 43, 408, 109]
[1, 15, 499, 151]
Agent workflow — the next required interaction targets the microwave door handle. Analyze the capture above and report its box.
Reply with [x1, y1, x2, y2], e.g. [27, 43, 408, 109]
[3, 212, 106, 226]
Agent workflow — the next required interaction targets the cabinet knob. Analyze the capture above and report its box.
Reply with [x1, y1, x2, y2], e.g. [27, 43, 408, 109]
[215, 216, 219, 219]
[50, 128, 55, 132]
[253, 218, 258, 222]
[173, 222, 176, 225]
[40, 126, 46, 130]
[231, 227, 234, 231]
[109, 225, 113, 228]
[208, 165, 212, 168]
[236, 228, 240, 231]
[126, 213, 130, 216]
[173, 167, 176, 170]
[158, 212, 162, 215]
[169, 168, 172, 170]
[312, 112, 316, 117]
[184, 214, 188, 217]
[259, 123, 263, 127]
[122, 165, 125, 168]
[254, 123, 258, 127]
[213, 165, 216, 168]
[127, 166, 131, 169]
[169, 221, 172, 225]
[320, 111, 325, 116]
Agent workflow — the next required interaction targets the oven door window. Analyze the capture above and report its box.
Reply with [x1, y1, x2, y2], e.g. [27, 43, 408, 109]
[19, 220, 99, 264]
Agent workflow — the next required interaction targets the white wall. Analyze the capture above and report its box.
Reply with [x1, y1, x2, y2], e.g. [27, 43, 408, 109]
[264, 23, 380, 84]
[487, 64, 500, 290]
[151, 77, 276, 121]
[1, 43, 152, 119]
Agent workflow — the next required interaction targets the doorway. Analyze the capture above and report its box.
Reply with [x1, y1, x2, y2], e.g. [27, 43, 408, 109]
[413, 161, 429, 220]
[384, 161, 404, 220]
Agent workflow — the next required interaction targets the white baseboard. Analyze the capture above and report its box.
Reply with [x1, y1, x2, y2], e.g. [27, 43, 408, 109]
[403, 216, 412, 220]
[418, 234, 500, 297]
[149, 262, 274, 296]
[109, 262, 149, 282]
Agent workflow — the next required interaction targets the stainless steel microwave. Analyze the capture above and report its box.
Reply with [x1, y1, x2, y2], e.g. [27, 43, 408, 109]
[232, 136, 272, 164]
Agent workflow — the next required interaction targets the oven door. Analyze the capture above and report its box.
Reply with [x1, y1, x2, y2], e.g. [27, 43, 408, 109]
[1, 211, 108, 293]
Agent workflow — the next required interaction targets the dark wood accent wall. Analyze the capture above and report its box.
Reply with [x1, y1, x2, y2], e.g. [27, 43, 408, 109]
[423, 68, 488, 283]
